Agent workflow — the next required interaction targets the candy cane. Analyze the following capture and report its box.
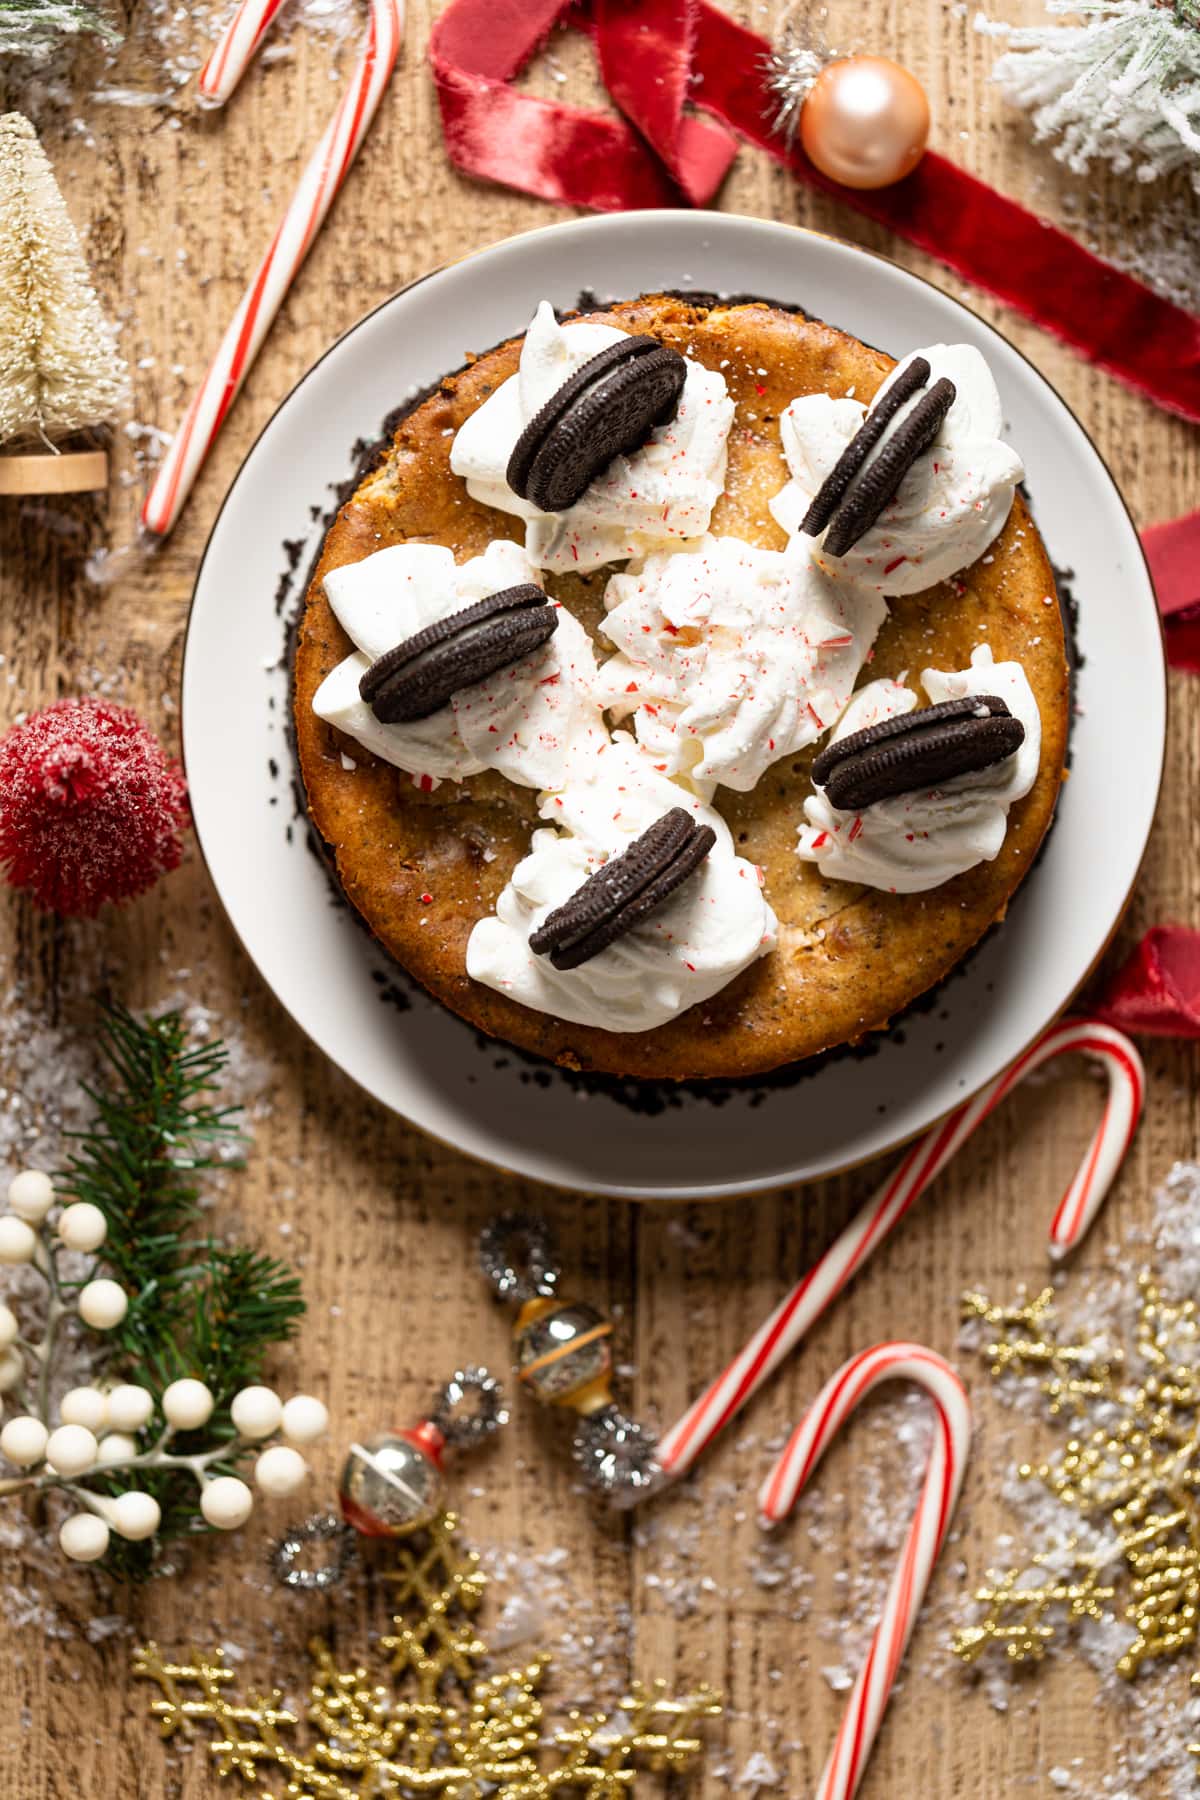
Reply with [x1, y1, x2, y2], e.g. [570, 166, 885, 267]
[656, 1016, 1143, 1480]
[141, 0, 405, 538]
[198, 0, 291, 106]
[759, 1343, 971, 1800]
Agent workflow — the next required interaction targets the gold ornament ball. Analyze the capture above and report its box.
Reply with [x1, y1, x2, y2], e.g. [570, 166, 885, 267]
[514, 1300, 613, 1409]
[800, 56, 930, 190]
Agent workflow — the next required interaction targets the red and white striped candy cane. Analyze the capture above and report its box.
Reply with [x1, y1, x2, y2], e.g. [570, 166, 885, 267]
[657, 1016, 1143, 1480]
[759, 1343, 971, 1800]
[198, 0, 291, 106]
[142, 0, 404, 538]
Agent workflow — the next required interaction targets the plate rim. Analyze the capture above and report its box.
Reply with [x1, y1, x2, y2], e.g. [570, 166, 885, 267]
[180, 209, 1167, 1199]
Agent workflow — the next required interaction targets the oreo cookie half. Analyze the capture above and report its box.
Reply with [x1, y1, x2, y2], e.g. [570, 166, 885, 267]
[359, 584, 557, 724]
[800, 356, 931, 539]
[507, 334, 688, 516]
[530, 807, 717, 972]
[822, 377, 958, 560]
[812, 695, 1025, 812]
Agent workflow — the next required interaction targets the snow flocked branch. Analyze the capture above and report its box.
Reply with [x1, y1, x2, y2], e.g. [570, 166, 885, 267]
[977, 0, 1200, 190]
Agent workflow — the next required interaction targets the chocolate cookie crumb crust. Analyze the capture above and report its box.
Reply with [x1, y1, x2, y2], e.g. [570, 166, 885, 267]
[293, 296, 1069, 1080]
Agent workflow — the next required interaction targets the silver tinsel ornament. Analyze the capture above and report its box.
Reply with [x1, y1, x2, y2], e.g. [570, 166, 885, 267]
[271, 1512, 358, 1593]
[763, 6, 837, 146]
[574, 1408, 663, 1504]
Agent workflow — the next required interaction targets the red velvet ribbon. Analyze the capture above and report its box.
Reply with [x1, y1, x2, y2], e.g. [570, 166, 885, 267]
[1095, 518, 1200, 1033]
[1143, 507, 1200, 671]
[594, 0, 738, 205]
[1098, 928, 1200, 1038]
[430, 0, 1200, 422]
[1069, 504, 1200, 1031]
[431, 0, 688, 209]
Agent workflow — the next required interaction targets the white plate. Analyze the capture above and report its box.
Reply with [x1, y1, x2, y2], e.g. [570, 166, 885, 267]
[183, 212, 1165, 1200]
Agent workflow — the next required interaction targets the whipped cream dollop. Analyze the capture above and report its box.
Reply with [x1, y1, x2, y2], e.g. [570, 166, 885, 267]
[596, 535, 887, 795]
[466, 735, 777, 1032]
[311, 539, 605, 788]
[449, 302, 735, 575]
[769, 344, 1024, 598]
[796, 646, 1042, 893]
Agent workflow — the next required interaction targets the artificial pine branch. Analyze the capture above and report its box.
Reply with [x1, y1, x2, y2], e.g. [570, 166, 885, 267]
[60, 1004, 307, 1395]
[182, 1245, 307, 1402]
[59, 1005, 240, 1353]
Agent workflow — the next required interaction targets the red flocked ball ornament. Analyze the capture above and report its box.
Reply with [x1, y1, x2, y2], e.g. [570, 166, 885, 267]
[0, 699, 190, 917]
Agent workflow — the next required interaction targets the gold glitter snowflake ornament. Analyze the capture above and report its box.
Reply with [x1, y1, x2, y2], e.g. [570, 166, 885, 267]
[135, 1511, 721, 1798]
[955, 1275, 1200, 1677]
[955, 1552, 1116, 1666]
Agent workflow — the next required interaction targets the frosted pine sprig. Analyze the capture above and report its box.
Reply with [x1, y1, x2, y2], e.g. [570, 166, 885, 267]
[976, 0, 1200, 191]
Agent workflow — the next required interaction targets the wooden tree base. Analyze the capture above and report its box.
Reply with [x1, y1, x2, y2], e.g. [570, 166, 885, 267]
[0, 450, 109, 496]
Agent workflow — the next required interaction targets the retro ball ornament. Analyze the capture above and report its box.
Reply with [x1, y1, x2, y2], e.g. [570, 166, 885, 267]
[765, 25, 931, 193]
[800, 56, 931, 190]
[338, 1424, 448, 1537]
[513, 1299, 615, 1410]
[479, 1212, 661, 1500]
[270, 1369, 506, 1590]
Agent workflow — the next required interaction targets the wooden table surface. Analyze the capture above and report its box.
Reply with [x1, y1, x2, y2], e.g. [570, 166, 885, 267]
[2, 1, 1198, 1794]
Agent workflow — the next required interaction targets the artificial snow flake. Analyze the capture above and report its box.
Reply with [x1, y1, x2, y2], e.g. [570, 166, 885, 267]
[135, 1511, 722, 1798]
[0, 113, 129, 448]
[977, 0, 1200, 191]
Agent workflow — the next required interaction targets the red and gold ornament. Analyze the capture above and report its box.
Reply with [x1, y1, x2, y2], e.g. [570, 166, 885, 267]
[271, 1369, 506, 1590]
[338, 1419, 452, 1538]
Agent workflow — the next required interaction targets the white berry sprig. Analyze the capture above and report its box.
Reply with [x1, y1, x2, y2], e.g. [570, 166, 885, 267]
[0, 1168, 328, 1564]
